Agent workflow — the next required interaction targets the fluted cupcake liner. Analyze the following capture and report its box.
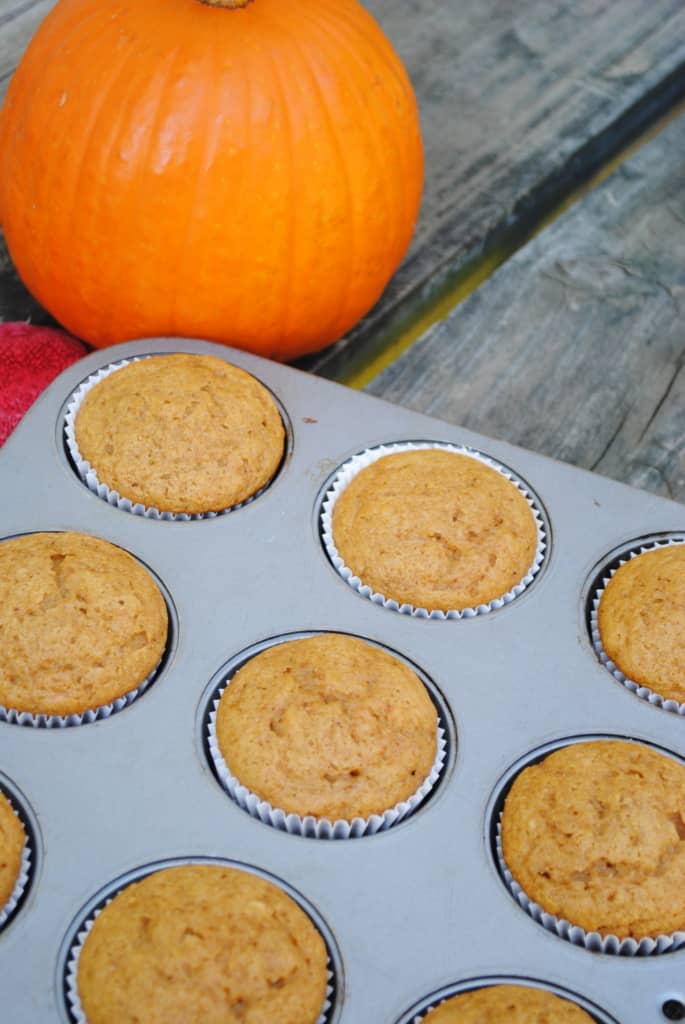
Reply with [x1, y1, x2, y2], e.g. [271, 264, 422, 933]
[0, 794, 32, 930]
[65, 897, 335, 1024]
[320, 442, 546, 619]
[0, 660, 159, 729]
[590, 535, 685, 716]
[64, 357, 274, 521]
[496, 818, 685, 956]
[208, 687, 447, 839]
[412, 1000, 443, 1023]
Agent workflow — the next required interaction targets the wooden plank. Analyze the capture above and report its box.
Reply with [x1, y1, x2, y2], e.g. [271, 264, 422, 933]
[1, 0, 685, 357]
[306, 0, 685, 380]
[365, 111, 685, 503]
[0, 0, 52, 99]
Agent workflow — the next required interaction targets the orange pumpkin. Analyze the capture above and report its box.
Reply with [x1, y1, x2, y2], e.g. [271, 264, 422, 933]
[0, 0, 423, 359]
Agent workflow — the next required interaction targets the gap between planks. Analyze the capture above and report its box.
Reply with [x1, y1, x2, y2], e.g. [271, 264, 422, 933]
[342, 95, 685, 393]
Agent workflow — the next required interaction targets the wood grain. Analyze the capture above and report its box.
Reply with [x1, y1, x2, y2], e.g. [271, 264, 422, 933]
[306, 0, 685, 379]
[1, 0, 685, 361]
[366, 111, 685, 502]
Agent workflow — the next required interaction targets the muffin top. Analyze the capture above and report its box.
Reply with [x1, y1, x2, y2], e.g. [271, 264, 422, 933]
[74, 354, 285, 514]
[501, 740, 685, 937]
[77, 864, 328, 1024]
[0, 790, 25, 913]
[597, 545, 685, 702]
[215, 633, 438, 820]
[0, 532, 168, 716]
[330, 449, 537, 610]
[422, 984, 595, 1022]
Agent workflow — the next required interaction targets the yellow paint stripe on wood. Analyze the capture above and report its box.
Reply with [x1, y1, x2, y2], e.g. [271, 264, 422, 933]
[533, 98, 685, 234]
[343, 98, 685, 392]
[342, 247, 507, 390]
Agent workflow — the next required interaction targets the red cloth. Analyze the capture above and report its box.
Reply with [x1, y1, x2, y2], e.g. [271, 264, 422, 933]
[0, 323, 88, 446]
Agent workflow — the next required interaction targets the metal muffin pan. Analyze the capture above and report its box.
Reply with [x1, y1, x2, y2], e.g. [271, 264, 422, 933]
[1, 336, 684, 1024]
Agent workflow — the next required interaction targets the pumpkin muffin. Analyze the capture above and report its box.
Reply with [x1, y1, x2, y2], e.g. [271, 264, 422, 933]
[0, 790, 26, 916]
[215, 633, 438, 820]
[501, 740, 685, 938]
[0, 532, 168, 717]
[597, 544, 685, 703]
[330, 449, 538, 610]
[421, 984, 595, 1022]
[74, 353, 285, 514]
[76, 864, 328, 1024]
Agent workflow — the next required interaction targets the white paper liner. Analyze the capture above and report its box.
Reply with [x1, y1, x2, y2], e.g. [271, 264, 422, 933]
[65, 897, 334, 1024]
[590, 536, 685, 716]
[0, 795, 32, 930]
[320, 442, 547, 619]
[64, 356, 276, 521]
[208, 684, 447, 838]
[496, 816, 685, 956]
[413, 1000, 444, 1022]
[0, 659, 159, 729]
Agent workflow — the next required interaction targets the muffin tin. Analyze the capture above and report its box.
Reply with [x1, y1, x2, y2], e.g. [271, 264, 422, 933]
[2, 336, 685, 1023]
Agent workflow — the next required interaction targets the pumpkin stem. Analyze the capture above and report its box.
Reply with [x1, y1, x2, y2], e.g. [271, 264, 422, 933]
[198, 0, 253, 7]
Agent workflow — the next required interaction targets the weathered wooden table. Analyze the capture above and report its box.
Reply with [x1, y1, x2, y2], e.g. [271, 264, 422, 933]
[2, 8, 685, 1024]
[2, 0, 685, 499]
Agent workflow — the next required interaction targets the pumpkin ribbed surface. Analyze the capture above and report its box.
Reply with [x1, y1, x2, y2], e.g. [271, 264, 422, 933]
[0, 0, 423, 357]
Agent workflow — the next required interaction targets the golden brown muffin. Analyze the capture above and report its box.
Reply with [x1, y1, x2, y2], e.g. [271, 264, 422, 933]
[77, 864, 328, 1024]
[597, 545, 685, 703]
[501, 740, 685, 938]
[74, 354, 284, 514]
[215, 634, 438, 820]
[0, 532, 167, 716]
[422, 984, 595, 1022]
[0, 790, 25, 914]
[331, 449, 537, 610]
